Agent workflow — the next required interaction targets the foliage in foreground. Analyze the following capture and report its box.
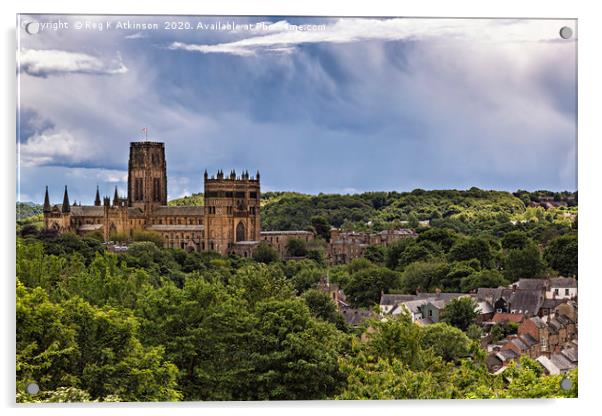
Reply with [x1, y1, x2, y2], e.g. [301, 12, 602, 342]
[15, 207, 577, 401]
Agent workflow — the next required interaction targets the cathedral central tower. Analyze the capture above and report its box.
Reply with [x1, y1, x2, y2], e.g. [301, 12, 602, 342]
[127, 142, 167, 211]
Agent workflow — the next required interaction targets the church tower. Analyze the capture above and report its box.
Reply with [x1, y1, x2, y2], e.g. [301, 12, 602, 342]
[127, 142, 167, 212]
[204, 169, 261, 255]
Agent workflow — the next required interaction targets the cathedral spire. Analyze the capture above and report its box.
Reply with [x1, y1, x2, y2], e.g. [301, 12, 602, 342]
[43, 186, 51, 213]
[94, 185, 101, 206]
[62, 185, 70, 213]
[113, 186, 119, 206]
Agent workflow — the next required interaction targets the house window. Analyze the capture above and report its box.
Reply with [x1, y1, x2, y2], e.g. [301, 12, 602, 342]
[565, 289, 570, 296]
[428, 310, 433, 317]
[554, 288, 559, 295]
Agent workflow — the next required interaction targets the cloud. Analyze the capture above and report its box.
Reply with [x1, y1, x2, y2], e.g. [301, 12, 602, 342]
[19, 128, 101, 167]
[125, 32, 147, 40]
[168, 18, 576, 56]
[16, 15, 577, 201]
[18, 48, 128, 77]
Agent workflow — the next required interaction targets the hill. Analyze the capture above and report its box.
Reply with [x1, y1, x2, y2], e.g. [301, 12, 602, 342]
[16, 202, 42, 220]
[168, 188, 577, 233]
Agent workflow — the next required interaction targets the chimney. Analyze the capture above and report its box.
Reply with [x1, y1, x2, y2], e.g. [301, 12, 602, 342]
[512, 284, 517, 293]
[416, 287, 421, 295]
[435, 288, 441, 299]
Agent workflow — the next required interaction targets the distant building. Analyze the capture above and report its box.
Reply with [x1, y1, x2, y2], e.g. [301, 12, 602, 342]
[43, 141, 263, 256]
[328, 228, 417, 264]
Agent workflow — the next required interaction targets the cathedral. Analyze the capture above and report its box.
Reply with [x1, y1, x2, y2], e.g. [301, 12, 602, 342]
[42, 141, 264, 256]
[43, 141, 417, 260]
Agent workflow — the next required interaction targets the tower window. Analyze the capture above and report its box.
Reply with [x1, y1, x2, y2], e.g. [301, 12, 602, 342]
[135, 178, 143, 201]
[153, 178, 161, 202]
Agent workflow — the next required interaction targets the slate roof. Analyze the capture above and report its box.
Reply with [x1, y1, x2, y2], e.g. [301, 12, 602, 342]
[152, 206, 205, 216]
[400, 299, 428, 314]
[380, 294, 418, 305]
[549, 277, 577, 288]
[425, 299, 446, 310]
[128, 207, 145, 218]
[541, 298, 564, 310]
[508, 290, 543, 316]
[561, 347, 578, 363]
[550, 353, 576, 372]
[59, 205, 104, 217]
[537, 356, 560, 375]
[486, 353, 504, 371]
[147, 224, 204, 231]
[476, 287, 512, 302]
[510, 337, 529, 352]
[497, 349, 518, 361]
[530, 316, 547, 329]
[340, 308, 374, 326]
[519, 333, 538, 348]
[517, 279, 547, 291]
[78, 224, 103, 231]
[260, 230, 313, 235]
[476, 301, 494, 314]
[376, 229, 418, 237]
[555, 314, 574, 325]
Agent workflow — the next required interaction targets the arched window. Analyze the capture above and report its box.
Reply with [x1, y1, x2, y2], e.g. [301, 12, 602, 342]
[236, 222, 245, 242]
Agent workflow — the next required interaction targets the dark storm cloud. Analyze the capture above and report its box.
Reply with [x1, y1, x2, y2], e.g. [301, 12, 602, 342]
[17, 15, 577, 205]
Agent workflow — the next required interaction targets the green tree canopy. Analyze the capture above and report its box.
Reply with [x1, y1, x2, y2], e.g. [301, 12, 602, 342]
[544, 234, 578, 277]
[441, 297, 478, 331]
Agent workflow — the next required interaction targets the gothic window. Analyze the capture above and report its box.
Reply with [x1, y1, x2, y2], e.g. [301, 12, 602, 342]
[135, 178, 143, 201]
[153, 178, 161, 202]
[236, 222, 245, 242]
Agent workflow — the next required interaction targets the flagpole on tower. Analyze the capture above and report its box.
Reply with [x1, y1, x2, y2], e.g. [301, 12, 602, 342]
[141, 127, 148, 140]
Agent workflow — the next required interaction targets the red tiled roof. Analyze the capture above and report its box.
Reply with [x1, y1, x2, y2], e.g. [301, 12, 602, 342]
[491, 312, 525, 324]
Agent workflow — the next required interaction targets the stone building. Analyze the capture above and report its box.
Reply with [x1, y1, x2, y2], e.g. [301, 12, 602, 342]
[43, 140, 421, 262]
[328, 228, 418, 264]
[43, 141, 262, 256]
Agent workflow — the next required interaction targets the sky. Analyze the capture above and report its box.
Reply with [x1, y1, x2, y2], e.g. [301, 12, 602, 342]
[17, 15, 577, 205]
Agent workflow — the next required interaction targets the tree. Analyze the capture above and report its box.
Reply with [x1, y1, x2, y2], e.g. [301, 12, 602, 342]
[302, 289, 347, 330]
[441, 260, 479, 292]
[17, 281, 181, 402]
[441, 297, 478, 331]
[448, 237, 494, 268]
[19, 223, 39, 237]
[385, 238, 416, 269]
[344, 267, 401, 307]
[251, 299, 346, 400]
[131, 230, 164, 247]
[286, 238, 308, 257]
[136, 278, 258, 401]
[310, 216, 331, 241]
[401, 261, 449, 294]
[397, 241, 440, 270]
[420, 323, 472, 362]
[291, 267, 322, 294]
[501, 231, 530, 250]
[460, 269, 508, 293]
[252, 241, 279, 264]
[363, 245, 385, 265]
[417, 228, 458, 252]
[504, 243, 546, 281]
[544, 234, 578, 277]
